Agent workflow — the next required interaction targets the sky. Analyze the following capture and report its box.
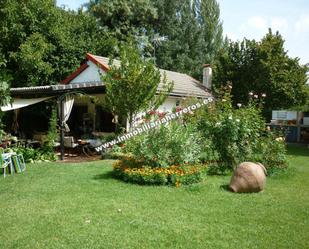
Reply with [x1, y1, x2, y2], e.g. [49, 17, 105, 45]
[57, 0, 309, 65]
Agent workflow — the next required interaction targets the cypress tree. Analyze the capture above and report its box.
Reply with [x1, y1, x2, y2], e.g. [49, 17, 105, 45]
[153, 0, 223, 80]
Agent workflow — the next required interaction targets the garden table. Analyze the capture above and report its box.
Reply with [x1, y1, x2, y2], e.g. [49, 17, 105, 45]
[77, 139, 102, 157]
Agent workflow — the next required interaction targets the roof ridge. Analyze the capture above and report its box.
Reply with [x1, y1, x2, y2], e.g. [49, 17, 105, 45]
[159, 68, 195, 77]
[89, 53, 196, 78]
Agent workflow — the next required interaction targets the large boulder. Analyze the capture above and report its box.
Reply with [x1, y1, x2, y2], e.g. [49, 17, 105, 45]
[229, 162, 267, 193]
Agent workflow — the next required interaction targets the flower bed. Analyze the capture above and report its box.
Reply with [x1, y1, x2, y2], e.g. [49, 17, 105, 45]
[112, 156, 207, 187]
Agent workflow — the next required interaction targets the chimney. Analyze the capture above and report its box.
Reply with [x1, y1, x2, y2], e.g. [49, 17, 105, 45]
[202, 64, 212, 89]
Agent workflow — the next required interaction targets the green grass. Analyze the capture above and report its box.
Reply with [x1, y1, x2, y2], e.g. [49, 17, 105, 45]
[0, 145, 308, 249]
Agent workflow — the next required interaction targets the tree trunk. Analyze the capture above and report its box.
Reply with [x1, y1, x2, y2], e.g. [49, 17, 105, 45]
[128, 114, 133, 132]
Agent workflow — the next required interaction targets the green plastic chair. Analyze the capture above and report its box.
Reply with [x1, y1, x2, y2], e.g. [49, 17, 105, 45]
[12, 154, 26, 173]
[18, 154, 26, 172]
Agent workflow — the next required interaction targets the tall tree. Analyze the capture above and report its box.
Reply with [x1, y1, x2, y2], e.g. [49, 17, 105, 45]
[87, 0, 157, 43]
[0, 72, 11, 141]
[0, 81, 11, 107]
[195, 0, 224, 65]
[0, 0, 116, 87]
[152, 0, 223, 80]
[87, 0, 223, 80]
[213, 29, 309, 117]
[0, 53, 11, 107]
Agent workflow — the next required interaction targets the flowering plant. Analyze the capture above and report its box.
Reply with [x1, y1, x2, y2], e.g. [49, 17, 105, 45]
[194, 84, 286, 173]
[113, 156, 207, 186]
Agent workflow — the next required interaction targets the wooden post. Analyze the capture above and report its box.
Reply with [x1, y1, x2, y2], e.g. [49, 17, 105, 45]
[60, 98, 65, 160]
[297, 111, 301, 143]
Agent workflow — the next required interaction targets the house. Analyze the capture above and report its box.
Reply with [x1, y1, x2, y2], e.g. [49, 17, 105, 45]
[58, 53, 212, 135]
[2, 53, 212, 141]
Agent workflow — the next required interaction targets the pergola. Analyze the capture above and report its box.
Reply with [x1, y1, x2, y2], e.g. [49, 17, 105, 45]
[1, 82, 106, 160]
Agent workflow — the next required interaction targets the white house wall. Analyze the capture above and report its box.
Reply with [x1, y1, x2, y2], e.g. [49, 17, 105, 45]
[157, 97, 179, 112]
[70, 60, 182, 122]
[70, 60, 180, 113]
[70, 61, 105, 84]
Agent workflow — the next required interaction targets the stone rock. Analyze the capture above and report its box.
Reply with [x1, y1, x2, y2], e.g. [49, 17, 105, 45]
[229, 162, 267, 193]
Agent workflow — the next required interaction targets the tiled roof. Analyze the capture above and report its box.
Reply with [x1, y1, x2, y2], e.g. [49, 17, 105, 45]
[89, 54, 212, 98]
[11, 55, 212, 99]
[10, 82, 105, 96]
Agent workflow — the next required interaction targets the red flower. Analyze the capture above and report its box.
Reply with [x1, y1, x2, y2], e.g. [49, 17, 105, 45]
[176, 107, 182, 112]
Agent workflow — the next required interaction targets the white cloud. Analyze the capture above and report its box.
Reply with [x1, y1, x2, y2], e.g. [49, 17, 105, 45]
[295, 15, 309, 33]
[289, 15, 309, 64]
[270, 17, 288, 33]
[247, 16, 267, 30]
[242, 16, 288, 34]
[219, 0, 309, 65]
[235, 16, 291, 42]
[238, 16, 268, 40]
[225, 32, 238, 41]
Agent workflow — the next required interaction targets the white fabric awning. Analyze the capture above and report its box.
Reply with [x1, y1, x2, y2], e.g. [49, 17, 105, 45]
[1, 97, 54, 112]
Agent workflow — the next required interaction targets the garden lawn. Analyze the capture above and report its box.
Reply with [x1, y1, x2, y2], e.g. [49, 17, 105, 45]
[0, 145, 308, 249]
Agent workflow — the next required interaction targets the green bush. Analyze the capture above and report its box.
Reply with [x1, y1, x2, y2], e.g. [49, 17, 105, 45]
[7, 146, 57, 163]
[102, 151, 126, 160]
[42, 106, 58, 154]
[197, 138, 220, 163]
[124, 120, 201, 168]
[112, 84, 288, 177]
[250, 134, 288, 174]
[190, 85, 288, 174]
[196, 101, 264, 171]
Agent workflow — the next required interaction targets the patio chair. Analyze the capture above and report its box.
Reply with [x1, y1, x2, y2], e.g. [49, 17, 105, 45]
[0, 152, 13, 178]
[64, 136, 79, 156]
[18, 154, 26, 172]
[11, 153, 26, 173]
[64, 136, 78, 149]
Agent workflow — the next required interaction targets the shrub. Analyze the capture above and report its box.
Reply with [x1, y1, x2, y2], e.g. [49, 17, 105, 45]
[250, 134, 288, 174]
[190, 84, 288, 174]
[196, 91, 265, 172]
[102, 151, 126, 160]
[7, 146, 57, 163]
[198, 138, 219, 163]
[112, 84, 288, 177]
[123, 120, 201, 168]
[42, 106, 58, 154]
